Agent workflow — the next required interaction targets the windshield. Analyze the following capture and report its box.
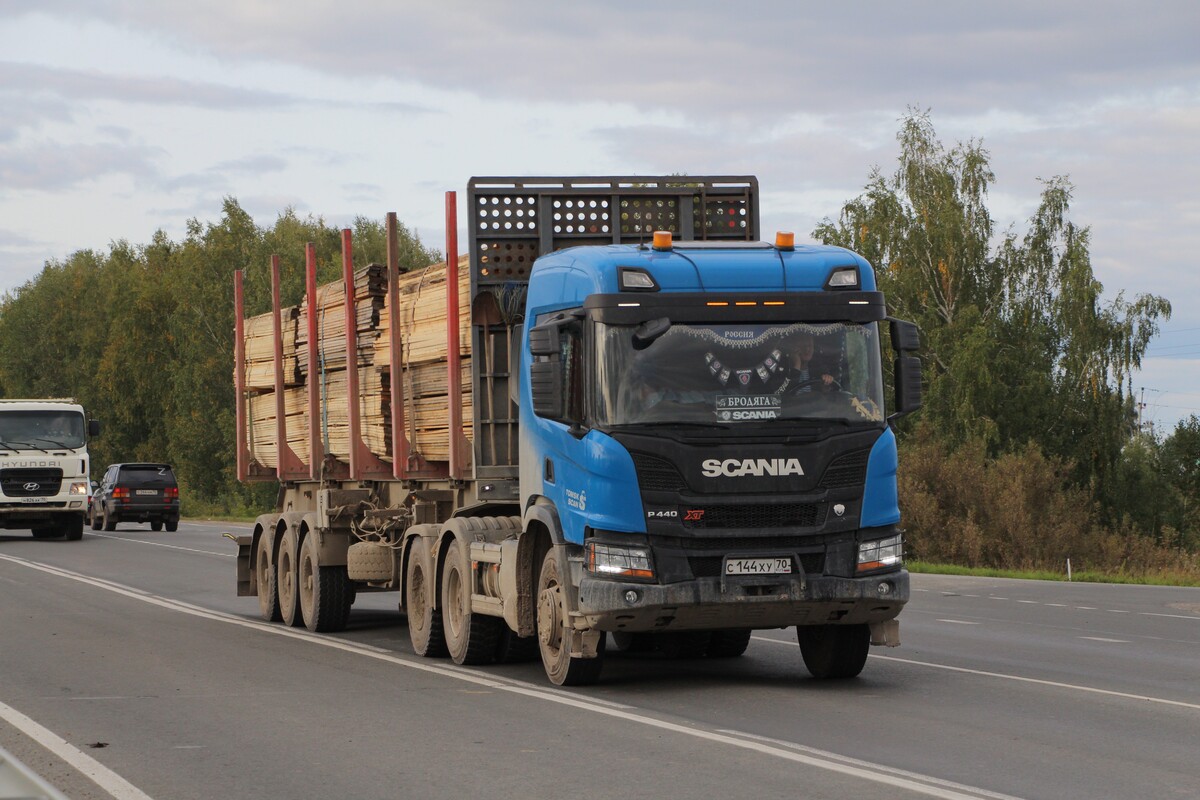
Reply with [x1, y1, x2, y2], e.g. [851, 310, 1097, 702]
[594, 321, 885, 426]
[0, 410, 87, 448]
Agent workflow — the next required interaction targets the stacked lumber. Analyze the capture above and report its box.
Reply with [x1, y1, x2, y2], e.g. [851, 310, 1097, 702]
[243, 306, 300, 390]
[240, 257, 474, 471]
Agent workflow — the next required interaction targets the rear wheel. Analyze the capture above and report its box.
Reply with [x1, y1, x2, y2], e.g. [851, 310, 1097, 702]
[150, 520, 163, 532]
[277, 526, 302, 627]
[298, 533, 353, 632]
[255, 533, 281, 622]
[165, 519, 178, 532]
[536, 548, 604, 686]
[405, 537, 446, 657]
[707, 629, 752, 658]
[797, 624, 870, 679]
[442, 538, 501, 665]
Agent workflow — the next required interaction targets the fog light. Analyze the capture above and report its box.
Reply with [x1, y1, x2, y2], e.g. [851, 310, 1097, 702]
[877, 581, 892, 596]
[624, 590, 641, 604]
[858, 534, 903, 574]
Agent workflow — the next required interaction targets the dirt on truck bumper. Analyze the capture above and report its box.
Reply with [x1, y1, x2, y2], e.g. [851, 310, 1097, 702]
[577, 569, 909, 632]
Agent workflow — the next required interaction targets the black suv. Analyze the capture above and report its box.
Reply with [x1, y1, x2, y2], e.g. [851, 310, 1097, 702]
[91, 463, 180, 532]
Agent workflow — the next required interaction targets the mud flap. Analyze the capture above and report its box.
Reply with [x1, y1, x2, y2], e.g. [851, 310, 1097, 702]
[228, 533, 253, 596]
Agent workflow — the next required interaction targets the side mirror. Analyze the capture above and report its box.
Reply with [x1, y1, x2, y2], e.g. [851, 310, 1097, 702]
[529, 360, 564, 419]
[88, 419, 101, 437]
[893, 356, 923, 415]
[888, 318, 920, 352]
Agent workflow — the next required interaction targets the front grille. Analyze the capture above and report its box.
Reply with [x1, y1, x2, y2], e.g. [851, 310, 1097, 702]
[0, 468, 64, 497]
[689, 552, 825, 578]
[682, 503, 824, 529]
[630, 452, 689, 492]
[818, 449, 870, 489]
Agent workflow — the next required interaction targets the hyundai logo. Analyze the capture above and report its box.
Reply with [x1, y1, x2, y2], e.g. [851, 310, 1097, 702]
[23, 482, 40, 491]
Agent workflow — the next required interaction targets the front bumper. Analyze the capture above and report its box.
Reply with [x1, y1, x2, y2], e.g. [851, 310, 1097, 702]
[577, 569, 908, 632]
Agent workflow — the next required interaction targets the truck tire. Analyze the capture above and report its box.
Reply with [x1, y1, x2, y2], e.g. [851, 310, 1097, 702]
[255, 533, 281, 622]
[610, 632, 656, 653]
[30, 527, 56, 539]
[277, 526, 302, 627]
[298, 533, 353, 632]
[797, 623, 870, 679]
[406, 537, 447, 657]
[442, 538, 501, 665]
[536, 549, 605, 686]
[61, 516, 84, 541]
[707, 629, 753, 658]
[347, 541, 394, 582]
[103, 510, 116, 531]
[495, 627, 541, 663]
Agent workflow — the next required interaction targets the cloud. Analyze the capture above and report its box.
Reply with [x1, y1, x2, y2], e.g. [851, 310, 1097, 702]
[0, 140, 163, 192]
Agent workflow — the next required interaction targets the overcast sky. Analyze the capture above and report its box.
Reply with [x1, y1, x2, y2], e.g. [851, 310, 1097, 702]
[1, 1, 1197, 431]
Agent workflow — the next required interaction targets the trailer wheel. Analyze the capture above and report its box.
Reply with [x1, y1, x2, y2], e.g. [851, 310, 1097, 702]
[536, 549, 605, 686]
[298, 533, 353, 632]
[797, 623, 870, 679]
[442, 538, 501, 665]
[406, 537, 447, 657]
[255, 533, 281, 622]
[277, 526, 302, 627]
[707, 629, 753, 658]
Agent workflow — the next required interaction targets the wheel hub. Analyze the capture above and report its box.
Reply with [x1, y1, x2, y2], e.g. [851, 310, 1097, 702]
[537, 587, 561, 649]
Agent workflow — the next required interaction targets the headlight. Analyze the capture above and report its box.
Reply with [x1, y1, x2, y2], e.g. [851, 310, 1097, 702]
[69, 482, 88, 496]
[857, 534, 902, 573]
[586, 541, 655, 580]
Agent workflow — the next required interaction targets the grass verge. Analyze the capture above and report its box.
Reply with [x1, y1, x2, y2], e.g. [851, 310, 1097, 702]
[907, 560, 1200, 588]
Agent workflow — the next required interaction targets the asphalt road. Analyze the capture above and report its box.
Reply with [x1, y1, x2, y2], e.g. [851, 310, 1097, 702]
[1, 521, 1198, 800]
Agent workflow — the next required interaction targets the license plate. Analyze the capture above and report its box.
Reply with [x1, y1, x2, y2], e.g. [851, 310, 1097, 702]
[20, 497, 48, 503]
[725, 557, 792, 575]
[136, 489, 157, 496]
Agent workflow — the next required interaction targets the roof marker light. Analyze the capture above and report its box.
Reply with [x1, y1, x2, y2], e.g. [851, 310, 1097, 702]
[706, 301, 729, 307]
[735, 301, 757, 306]
[775, 231, 795, 251]
[652, 230, 673, 251]
[764, 301, 785, 306]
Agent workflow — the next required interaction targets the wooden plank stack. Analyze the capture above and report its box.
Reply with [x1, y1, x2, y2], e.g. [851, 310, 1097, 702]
[241, 257, 474, 470]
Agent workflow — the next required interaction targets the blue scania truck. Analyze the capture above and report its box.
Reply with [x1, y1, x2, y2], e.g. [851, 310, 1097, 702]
[233, 176, 921, 686]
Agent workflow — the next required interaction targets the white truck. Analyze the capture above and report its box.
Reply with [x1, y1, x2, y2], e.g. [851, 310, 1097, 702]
[0, 399, 100, 541]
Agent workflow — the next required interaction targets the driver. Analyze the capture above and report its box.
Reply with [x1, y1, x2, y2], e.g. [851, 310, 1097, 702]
[775, 332, 835, 396]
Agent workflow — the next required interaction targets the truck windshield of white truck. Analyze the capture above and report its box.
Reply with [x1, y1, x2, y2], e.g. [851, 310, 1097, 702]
[0, 410, 87, 450]
[595, 321, 885, 426]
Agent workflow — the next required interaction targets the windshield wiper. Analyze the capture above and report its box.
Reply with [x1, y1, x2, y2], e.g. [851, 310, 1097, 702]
[0, 440, 49, 452]
[614, 420, 732, 430]
[31, 437, 73, 448]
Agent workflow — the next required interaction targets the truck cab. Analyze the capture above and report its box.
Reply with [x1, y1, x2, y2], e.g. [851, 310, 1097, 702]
[0, 399, 100, 540]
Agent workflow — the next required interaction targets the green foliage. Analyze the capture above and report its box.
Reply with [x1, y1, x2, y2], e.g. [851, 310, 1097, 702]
[814, 110, 1189, 554]
[0, 200, 438, 506]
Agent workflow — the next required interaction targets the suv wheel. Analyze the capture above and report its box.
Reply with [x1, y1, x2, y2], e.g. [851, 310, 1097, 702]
[165, 519, 179, 532]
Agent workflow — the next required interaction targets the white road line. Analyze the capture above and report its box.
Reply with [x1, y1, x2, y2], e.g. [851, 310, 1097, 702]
[1079, 637, 1129, 643]
[1075, 606, 1097, 610]
[1045, 603, 1066, 607]
[937, 619, 981, 625]
[988, 597, 1008, 601]
[1140, 612, 1200, 621]
[751, 637, 1200, 711]
[1108, 610, 1131, 614]
[0, 699, 155, 800]
[86, 532, 233, 558]
[0, 553, 1010, 800]
[1016, 600, 1038, 604]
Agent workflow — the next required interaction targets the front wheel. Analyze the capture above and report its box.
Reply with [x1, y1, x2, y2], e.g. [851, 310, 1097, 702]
[536, 548, 604, 686]
[797, 624, 870, 679]
[61, 516, 84, 541]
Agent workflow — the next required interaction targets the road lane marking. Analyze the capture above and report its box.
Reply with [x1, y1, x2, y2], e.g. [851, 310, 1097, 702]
[0, 553, 1015, 800]
[759, 637, 1200, 712]
[1044, 603, 1066, 607]
[87, 533, 233, 558]
[1079, 637, 1129, 643]
[1140, 612, 1200, 621]
[718, 730, 1024, 800]
[937, 619, 980, 625]
[1016, 600, 1038, 604]
[1108, 610, 1130, 614]
[1075, 606, 1097, 610]
[988, 597, 1008, 601]
[0, 699, 155, 800]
